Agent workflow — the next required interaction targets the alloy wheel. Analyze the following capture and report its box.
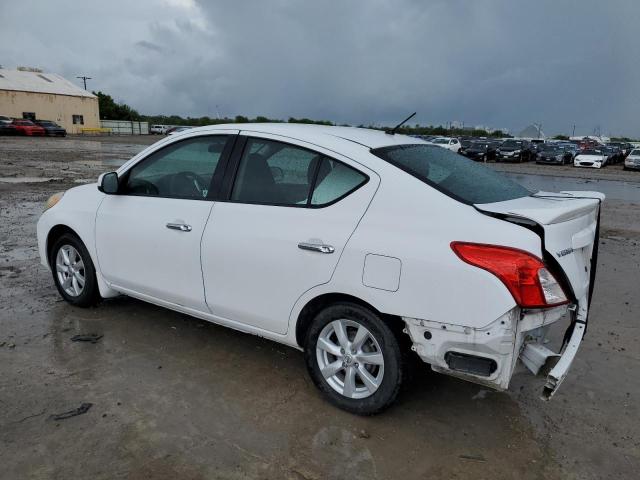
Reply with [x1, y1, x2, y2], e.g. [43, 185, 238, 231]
[55, 245, 85, 297]
[315, 319, 385, 399]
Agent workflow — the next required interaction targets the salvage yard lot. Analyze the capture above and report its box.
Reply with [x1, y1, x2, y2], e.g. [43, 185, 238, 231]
[1, 136, 639, 479]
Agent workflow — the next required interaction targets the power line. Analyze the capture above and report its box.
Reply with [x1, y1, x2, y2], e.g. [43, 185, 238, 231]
[76, 75, 92, 90]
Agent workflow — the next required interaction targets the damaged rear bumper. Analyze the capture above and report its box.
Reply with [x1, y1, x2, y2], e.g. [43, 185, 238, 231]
[403, 301, 587, 398]
[540, 303, 588, 399]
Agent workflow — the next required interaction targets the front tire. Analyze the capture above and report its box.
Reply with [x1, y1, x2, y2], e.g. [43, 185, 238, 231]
[50, 233, 99, 307]
[304, 303, 405, 415]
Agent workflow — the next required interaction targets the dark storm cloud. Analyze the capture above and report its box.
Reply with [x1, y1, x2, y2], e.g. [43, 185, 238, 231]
[1, 0, 638, 135]
[135, 41, 164, 53]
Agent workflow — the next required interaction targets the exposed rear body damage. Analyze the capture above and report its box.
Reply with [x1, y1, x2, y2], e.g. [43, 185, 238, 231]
[405, 191, 603, 398]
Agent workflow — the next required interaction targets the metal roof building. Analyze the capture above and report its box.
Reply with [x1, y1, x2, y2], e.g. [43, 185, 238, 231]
[0, 68, 99, 133]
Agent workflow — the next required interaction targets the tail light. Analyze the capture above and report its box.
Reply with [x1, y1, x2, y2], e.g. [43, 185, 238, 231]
[451, 242, 568, 308]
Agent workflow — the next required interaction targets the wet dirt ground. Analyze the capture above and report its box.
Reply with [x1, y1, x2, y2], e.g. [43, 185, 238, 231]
[1, 136, 639, 479]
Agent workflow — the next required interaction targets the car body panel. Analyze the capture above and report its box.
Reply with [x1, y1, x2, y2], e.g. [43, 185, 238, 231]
[36, 183, 118, 299]
[95, 195, 215, 311]
[201, 131, 381, 335]
[36, 123, 604, 399]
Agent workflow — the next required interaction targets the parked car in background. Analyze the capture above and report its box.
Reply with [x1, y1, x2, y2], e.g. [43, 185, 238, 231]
[432, 137, 462, 153]
[578, 138, 600, 151]
[600, 146, 620, 165]
[35, 120, 66, 137]
[459, 138, 473, 155]
[624, 149, 640, 171]
[607, 142, 631, 157]
[496, 139, 534, 162]
[11, 119, 46, 136]
[463, 140, 497, 161]
[536, 144, 571, 165]
[36, 123, 603, 414]
[0, 116, 18, 135]
[557, 142, 579, 161]
[574, 149, 607, 168]
[150, 125, 170, 135]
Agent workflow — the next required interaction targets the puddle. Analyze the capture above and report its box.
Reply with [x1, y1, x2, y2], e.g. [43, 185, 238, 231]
[84, 158, 129, 168]
[504, 173, 640, 202]
[0, 177, 62, 184]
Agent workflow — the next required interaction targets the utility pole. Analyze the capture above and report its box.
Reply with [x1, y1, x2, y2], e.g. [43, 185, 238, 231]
[572, 124, 576, 137]
[76, 75, 92, 90]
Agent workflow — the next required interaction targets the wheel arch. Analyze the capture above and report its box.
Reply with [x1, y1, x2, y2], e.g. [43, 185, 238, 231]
[46, 224, 82, 266]
[44, 222, 118, 299]
[294, 292, 405, 348]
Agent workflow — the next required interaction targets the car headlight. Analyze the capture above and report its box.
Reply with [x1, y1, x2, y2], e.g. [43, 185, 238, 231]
[556, 154, 563, 160]
[44, 191, 65, 211]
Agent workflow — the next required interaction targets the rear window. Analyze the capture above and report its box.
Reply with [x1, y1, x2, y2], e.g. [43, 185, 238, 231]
[371, 144, 531, 205]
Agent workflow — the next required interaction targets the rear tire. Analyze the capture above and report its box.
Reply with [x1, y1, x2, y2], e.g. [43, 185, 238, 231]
[304, 302, 405, 415]
[50, 233, 99, 307]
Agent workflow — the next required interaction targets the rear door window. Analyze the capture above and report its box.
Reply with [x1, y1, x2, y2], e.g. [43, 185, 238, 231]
[230, 138, 368, 207]
[311, 158, 367, 206]
[371, 144, 531, 204]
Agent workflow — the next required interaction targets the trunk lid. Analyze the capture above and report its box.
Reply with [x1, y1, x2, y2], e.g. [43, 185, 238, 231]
[475, 191, 604, 304]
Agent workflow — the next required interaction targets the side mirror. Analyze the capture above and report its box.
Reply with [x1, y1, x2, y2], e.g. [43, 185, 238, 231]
[98, 172, 119, 194]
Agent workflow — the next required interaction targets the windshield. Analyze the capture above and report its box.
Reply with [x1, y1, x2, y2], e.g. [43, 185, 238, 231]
[469, 141, 488, 150]
[630, 149, 640, 156]
[433, 138, 449, 144]
[581, 149, 602, 155]
[371, 144, 531, 204]
[541, 145, 562, 152]
[501, 140, 523, 148]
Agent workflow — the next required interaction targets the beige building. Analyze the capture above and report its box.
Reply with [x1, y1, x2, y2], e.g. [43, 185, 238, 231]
[0, 68, 99, 134]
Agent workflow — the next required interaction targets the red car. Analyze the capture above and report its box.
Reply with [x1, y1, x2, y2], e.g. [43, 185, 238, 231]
[11, 119, 46, 136]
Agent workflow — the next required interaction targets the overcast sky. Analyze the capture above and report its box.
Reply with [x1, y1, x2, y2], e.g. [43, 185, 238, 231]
[1, 0, 638, 136]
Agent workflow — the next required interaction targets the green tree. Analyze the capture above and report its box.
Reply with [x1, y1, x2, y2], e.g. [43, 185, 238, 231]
[93, 91, 141, 121]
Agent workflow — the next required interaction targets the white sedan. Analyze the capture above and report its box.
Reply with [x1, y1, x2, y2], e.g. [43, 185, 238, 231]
[574, 149, 607, 168]
[431, 136, 462, 152]
[624, 148, 640, 171]
[37, 124, 603, 414]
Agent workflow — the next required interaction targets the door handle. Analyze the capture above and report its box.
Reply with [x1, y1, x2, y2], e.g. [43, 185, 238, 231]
[166, 223, 192, 232]
[298, 242, 335, 254]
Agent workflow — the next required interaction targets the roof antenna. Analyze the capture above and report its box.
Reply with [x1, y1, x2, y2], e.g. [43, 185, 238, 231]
[386, 112, 416, 135]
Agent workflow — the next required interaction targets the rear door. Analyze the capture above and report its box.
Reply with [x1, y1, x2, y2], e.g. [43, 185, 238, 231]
[201, 134, 379, 334]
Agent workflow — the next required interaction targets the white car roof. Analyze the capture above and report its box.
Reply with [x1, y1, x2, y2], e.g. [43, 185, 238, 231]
[185, 123, 425, 150]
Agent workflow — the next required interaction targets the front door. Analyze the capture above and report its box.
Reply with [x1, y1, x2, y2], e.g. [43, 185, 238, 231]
[95, 133, 235, 311]
[201, 134, 379, 334]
